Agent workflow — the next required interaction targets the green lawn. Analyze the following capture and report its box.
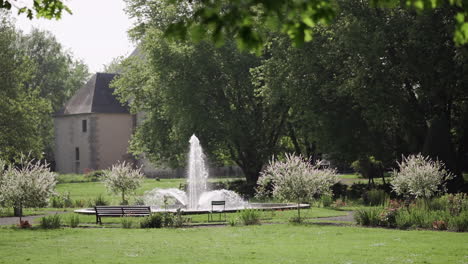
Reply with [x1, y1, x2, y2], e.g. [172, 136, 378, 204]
[55, 177, 244, 205]
[0, 224, 466, 264]
[56, 178, 184, 204]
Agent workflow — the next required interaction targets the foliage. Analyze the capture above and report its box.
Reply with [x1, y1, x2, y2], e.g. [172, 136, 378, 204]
[354, 208, 382, 226]
[0, 14, 89, 162]
[124, 0, 468, 54]
[103, 161, 144, 205]
[140, 213, 163, 228]
[49, 192, 73, 208]
[364, 189, 388, 206]
[256, 154, 338, 203]
[320, 195, 333, 207]
[391, 154, 453, 199]
[447, 211, 468, 232]
[40, 214, 62, 229]
[85, 170, 105, 182]
[121, 217, 133, 229]
[0, 0, 71, 19]
[0, 157, 56, 220]
[351, 156, 385, 185]
[256, 154, 337, 220]
[92, 194, 109, 206]
[238, 209, 261, 225]
[67, 214, 80, 228]
[113, 30, 287, 186]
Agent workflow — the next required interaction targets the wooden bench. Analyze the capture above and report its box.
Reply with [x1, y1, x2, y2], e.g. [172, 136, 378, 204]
[208, 201, 226, 222]
[94, 206, 151, 224]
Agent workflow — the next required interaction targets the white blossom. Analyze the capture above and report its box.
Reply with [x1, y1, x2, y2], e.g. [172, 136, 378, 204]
[0, 159, 56, 210]
[391, 154, 452, 199]
[256, 154, 338, 204]
[103, 161, 144, 204]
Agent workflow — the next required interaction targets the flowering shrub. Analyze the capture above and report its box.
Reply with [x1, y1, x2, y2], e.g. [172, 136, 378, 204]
[103, 161, 144, 205]
[256, 154, 338, 219]
[391, 154, 453, 199]
[0, 158, 56, 221]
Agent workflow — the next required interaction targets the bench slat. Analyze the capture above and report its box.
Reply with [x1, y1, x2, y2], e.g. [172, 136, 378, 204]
[95, 206, 151, 224]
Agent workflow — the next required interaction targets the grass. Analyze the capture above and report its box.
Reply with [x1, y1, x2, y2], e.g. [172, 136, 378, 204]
[55, 177, 244, 205]
[0, 224, 466, 264]
[55, 178, 185, 205]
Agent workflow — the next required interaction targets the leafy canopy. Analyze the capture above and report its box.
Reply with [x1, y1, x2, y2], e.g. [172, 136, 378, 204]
[0, 0, 70, 19]
[159, 0, 468, 53]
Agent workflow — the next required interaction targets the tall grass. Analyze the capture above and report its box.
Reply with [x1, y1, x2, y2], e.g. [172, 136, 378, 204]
[354, 208, 382, 226]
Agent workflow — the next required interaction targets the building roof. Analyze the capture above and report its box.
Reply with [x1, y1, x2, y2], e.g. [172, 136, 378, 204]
[55, 73, 129, 116]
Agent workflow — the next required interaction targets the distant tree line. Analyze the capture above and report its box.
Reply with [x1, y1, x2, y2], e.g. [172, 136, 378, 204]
[0, 11, 89, 163]
[113, 0, 467, 192]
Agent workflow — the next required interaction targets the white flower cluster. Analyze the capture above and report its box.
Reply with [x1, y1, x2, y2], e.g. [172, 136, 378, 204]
[391, 154, 453, 199]
[256, 154, 338, 203]
[0, 159, 56, 208]
[103, 161, 144, 202]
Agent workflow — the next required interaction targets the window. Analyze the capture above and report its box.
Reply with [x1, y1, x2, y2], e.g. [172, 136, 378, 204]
[82, 120, 87, 132]
[75, 147, 80, 161]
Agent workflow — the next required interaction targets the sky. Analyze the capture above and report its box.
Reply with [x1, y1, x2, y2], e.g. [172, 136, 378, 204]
[15, 0, 136, 73]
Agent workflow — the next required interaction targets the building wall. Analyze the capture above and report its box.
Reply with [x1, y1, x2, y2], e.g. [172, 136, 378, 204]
[54, 113, 134, 173]
[93, 113, 134, 170]
[54, 114, 92, 173]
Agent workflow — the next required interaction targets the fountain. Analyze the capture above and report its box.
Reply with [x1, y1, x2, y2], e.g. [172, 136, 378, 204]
[142, 135, 248, 211]
[75, 135, 309, 215]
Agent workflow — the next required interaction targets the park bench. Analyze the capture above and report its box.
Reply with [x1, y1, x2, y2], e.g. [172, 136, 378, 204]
[208, 201, 226, 222]
[94, 206, 151, 224]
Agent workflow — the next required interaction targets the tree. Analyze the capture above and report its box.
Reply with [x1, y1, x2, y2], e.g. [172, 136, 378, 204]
[391, 154, 453, 199]
[0, 158, 57, 222]
[0, 12, 50, 161]
[154, 0, 468, 53]
[0, 13, 89, 162]
[0, 0, 70, 19]
[257, 0, 468, 189]
[18, 28, 90, 161]
[256, 154, 338, 221]
[103, 161, 144, 205]
[113, 29, 288, 187]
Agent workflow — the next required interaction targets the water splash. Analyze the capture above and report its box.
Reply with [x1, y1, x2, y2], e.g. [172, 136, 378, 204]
[187, 135, 208, 209]
[143, 134, 247, 211]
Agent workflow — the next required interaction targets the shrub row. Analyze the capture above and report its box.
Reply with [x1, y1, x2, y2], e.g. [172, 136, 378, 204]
[355, 194, 468, 232]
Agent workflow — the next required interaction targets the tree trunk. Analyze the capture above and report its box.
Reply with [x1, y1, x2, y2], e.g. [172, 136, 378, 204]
[423, 115, 463, 192]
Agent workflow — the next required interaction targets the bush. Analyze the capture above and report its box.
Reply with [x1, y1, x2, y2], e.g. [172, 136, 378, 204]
[391, 154, 452, 199]
[331, 182, 347, 199]
[320, 195, 333, 207]
[40, 214, 61, 229]
[238, 209, 261, 225]
[173, 209, 186, 227]
[364, 189, 388, 206]
[354, 208, 382, 226]
[103, 161, 144, 205]
[289, 216, 303, 224]
[394, 208, 449, 230]
[67, 215, 80, 228]
[351, 156, 383, 180]
[85, 170, 105, 182]
[448, 211, 468, 232]
[140, 213, 163, 228]
[121, 217, 133, 228]
[228, 217, 238, 226]
[92, 194, 109, 206]
[73, 199, 86, 208]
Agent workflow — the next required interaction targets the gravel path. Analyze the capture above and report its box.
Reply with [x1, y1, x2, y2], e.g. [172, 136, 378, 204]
[0, 211, 68, 226]
[313, 211, 355, 223]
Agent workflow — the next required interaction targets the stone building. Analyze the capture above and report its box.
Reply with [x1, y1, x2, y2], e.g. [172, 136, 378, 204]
[54, 73, 134, 173]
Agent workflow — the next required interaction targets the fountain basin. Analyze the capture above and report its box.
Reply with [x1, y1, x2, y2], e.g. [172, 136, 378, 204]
[74, 203, 310, 215]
